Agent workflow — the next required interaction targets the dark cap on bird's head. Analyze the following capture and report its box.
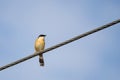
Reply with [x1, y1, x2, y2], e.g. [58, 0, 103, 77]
[38, 34, 46, 37]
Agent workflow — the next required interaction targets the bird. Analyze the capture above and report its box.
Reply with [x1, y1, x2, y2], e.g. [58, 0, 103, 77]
[34, 34, 46, 66]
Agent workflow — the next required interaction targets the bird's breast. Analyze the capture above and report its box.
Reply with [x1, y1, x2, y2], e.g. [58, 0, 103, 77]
[35, 39, 45, 52]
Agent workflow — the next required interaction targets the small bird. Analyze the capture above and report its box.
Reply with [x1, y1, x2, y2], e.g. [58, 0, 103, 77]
[34, 34, 46, 66]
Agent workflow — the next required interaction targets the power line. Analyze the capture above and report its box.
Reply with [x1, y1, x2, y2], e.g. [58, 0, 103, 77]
[0, 19, 120, 71]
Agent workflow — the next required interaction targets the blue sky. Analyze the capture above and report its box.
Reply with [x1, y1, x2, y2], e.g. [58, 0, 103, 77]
[0, 0, 120, 80]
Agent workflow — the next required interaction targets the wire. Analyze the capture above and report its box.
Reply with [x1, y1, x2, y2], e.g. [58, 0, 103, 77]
[0, 19, 120, 71]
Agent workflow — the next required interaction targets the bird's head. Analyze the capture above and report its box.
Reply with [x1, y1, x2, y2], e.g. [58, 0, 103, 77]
[38, 34, 46, 38]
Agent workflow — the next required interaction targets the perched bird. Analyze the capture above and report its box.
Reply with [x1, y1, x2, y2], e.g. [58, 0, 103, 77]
[34, 34, 46, 66]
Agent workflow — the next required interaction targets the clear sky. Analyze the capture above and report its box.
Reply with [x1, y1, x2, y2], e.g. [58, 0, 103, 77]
[0, 0, 120, 80]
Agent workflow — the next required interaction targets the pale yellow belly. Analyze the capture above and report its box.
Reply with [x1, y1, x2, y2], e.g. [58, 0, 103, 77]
[35, 39, 45, 52]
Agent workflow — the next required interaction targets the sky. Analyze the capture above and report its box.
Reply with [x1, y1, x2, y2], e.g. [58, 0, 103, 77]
[0, 0, 120, 80]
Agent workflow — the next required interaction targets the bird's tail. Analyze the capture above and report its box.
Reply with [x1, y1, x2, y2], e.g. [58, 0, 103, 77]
[39, 54, 44, 66]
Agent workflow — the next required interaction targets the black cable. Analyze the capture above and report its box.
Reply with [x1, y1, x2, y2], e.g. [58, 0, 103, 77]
[0, 19, 120, 71]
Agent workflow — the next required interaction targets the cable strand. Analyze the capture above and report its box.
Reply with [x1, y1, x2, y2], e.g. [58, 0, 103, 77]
[0, 19, 120, 71]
